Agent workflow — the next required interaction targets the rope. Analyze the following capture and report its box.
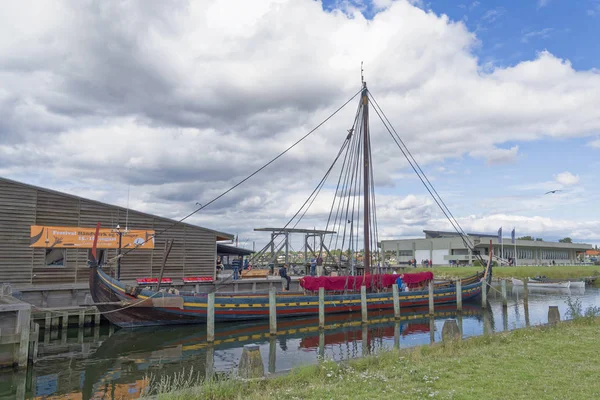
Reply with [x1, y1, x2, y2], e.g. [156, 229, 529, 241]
[107, 88, 363, 265]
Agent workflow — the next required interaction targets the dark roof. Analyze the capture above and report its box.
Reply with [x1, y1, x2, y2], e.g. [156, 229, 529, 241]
[423, 230, 497, 239]
[0, 176, 234, 241]
[217, 244, 254, 256]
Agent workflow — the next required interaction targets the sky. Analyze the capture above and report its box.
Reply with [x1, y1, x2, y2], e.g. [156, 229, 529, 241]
[1, 0, 600, 251]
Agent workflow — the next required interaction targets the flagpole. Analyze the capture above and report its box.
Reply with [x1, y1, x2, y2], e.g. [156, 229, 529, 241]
[501, 227, 504, 264]
[513, 228, 517, 267]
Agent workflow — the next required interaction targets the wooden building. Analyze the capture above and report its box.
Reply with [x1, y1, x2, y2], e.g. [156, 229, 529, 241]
[0, 177, 233, 287]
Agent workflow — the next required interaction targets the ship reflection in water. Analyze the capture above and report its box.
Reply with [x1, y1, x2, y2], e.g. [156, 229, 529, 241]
[3, 285, 599, 399]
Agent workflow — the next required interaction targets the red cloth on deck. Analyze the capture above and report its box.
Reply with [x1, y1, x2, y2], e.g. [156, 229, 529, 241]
[402, 272, 434, 288]
[299, 272, 433, 291]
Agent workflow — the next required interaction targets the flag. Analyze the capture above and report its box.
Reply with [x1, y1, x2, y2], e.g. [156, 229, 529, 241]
[511, 228, 516, 244]
[497, 227, 502, 244]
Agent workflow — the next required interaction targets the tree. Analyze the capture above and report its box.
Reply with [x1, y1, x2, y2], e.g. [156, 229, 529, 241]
[559, 237, 573, 243]
[535, 238, 543, 241]
[517, 236, 534, 241]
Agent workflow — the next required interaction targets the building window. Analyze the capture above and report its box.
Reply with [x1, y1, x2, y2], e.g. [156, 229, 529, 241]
[398, 250, 413, 257]
[45, 248, 65, 267]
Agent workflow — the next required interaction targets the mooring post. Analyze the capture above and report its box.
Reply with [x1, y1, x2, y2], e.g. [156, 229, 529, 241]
[238, 344, 265, 379]
[361, 324, 369, 356]
[16, 307, 31, 367]
[205, 344, 215, 381]
[457, 313, 463, 337]
[94, 312, 101, 327]
[318, 287, 325, 329]
[428, 281, 434, 316]
[393, 321, 400, 349]
[429, 317, 435, 344]
[523, 278, 529, 301]
[481, 278, 487, 308]
[442, 320, 460, 342]
[502, 306, 508, 332]
[501, 279, 507, 307]
[360, 285, 368, 323]
[548, 306, 560, 325]
[269, 287, 277, 335]
[456, 280, 462, 312]
[30, 322, 39, 363]
[318, 330, 325, 360]
[269, 337, 277, 374]
[44, 313, 51, 331]
[207, 292, 215, 342]
[78, 309, 85, 328]
[392, 284, 400, 319]
[524, 299, 531, 328]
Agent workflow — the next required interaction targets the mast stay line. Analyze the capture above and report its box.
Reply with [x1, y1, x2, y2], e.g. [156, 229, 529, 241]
[108, 88, 363, 265]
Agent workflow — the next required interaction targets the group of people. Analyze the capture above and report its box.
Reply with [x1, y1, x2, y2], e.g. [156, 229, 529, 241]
[216, 256, 250, 280]
[421, 259, 432, 267]
[309, 256, 324, 276]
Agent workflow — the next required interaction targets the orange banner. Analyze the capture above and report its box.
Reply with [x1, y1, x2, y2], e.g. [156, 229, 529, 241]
[30, 226, 155, 249]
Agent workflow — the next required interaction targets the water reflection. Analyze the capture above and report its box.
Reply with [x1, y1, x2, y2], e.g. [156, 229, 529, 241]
[2, 286, 599, 399]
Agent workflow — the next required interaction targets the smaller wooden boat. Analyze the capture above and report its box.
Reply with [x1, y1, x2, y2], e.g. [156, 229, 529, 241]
[529, 277, 585, 288]
[511, 278, 570, 289]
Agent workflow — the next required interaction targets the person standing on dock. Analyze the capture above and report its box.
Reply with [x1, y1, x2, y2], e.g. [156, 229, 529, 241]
[279, 264, 291, 291]
[316, 255, 323, 276]
[310, 257, 316, 276]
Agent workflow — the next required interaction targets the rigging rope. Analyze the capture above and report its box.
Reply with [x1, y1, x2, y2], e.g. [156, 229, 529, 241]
[367, 93, 486, 265]
[107, 89, 363, 265]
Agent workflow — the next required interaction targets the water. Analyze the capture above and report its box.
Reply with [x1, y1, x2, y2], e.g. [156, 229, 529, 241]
[2, 285, 599, 399]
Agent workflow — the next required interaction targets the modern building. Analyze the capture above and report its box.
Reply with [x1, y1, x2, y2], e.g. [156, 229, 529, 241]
[0, 177, 234, 287]
[381, 230, 592, 266]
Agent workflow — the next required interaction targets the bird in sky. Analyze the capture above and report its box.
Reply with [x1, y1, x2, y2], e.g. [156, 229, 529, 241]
[545, 190, 563, 195]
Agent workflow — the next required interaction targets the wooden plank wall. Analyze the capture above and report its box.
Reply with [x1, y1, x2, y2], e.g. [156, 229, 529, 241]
[0, 178, 222, 286]
[0, 180, 36, 284]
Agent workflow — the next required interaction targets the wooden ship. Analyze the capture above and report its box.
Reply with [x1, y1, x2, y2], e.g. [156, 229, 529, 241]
[89, 81, 493, 327]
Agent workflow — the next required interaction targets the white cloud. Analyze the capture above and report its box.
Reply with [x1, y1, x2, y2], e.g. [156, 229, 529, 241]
[1, 1, 600, 246]
[521, 28, 553, 43]
[588, 139, 600, 148]
[554, 171, 580, 186]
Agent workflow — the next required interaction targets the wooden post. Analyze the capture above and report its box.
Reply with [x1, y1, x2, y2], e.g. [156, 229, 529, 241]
[207, 292, 215, 342]
[429, 317, 435, 344]
[30, 322, 39, 363]
[502, 305, 508, 332]
[44, 313, 51, 331]
[318, 330, 325, 360]
[16, 307, 31, 367]
[501, 279, 507, 307]
[456, 280, 462, 312]
[393, 321, 400, 349]
[269, 287, 277, 335]
[524, 298, 531, 328]
[360, 285, 368, 323]
[318, 287, 325, 329]
[428, 281, 434, 316]
[269, 337, 277, 374]
[442, 320, 460, 342]
[94, 312, 101, 326]
[238, 344, 264, 379]
[62, 312, 69, 330]
[205, 344, 215, 381]
[156, 239, 174, 293]
[361, 324, 369, 356]
[548, 306, 560, 325]
[481, 278, 487, 308]
[78, 309, 85, 328]
[392, 284, 400, 319]
[523, 278, 529, 301]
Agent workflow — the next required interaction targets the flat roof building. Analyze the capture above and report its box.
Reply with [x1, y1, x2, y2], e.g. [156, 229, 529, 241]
[0, 177, 233, 287]
[381, 230, 592, 266]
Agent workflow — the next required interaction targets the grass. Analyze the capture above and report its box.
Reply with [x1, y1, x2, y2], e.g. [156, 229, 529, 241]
[406, 265, 600, 282]
[149, 317, 600, 400]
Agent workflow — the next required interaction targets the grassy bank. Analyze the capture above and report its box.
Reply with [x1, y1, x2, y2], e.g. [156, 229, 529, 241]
[151, 318, 600, 400]
[408, 265, 600, 282]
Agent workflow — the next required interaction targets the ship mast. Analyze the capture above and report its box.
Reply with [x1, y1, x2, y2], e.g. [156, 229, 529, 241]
[361, 82, 371, 275]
